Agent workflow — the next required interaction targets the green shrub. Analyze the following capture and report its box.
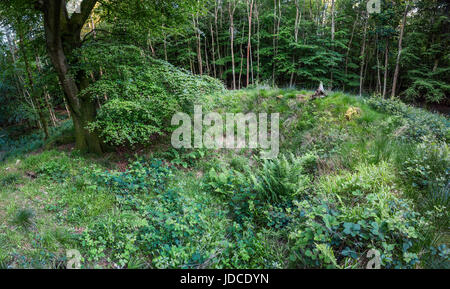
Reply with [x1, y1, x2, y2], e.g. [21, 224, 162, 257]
[93, 158, 173, 197]
[160, 148, 208, 169]
[89, 99, 166, 146]
[319, 162, 397, 205]
[366, 97, 449, 142]
[36, 159, 71, 182]
[203, 154, 315, 225]
[404, 78, 450, 104]
[397, 140, 449, 230]
[203, 167, 246, 197]
[288, 196, 424, 269]
[288, 163, 426, 269]
[80, 212, 147, 268]
[400, 141, 449, 192]
[81, 43, 224, 146]
[248, 154, 312, 204]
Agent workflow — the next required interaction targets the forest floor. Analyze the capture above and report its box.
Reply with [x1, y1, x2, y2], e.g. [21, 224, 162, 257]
[0, 88, 448, 269]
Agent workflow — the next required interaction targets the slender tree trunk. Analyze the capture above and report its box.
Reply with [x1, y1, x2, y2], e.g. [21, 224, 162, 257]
[331, 0, 335, 41]
[330, 0, 335, 90]
[239, 20, 245, 90]
[344, 11, 359, 90]
[90, 15, 96, 38]
[290, 0, 301, 87]
[255, 1, 261, 83]
[18, 27, 49, 139]
[246, 0, 254, 87]
[272, 0, 277, 86]
[229, 1, 237, 89]
[215, 1, 223, 79]
[433, 59, 439, 72]
[271, 0, 282, 86]
[391, 3, 409, 99]
[359, 15, 368, 97]
[210, 18, 217, 77]
[382, 38, 389, 98]
[193, 13, 203, 75]
[148, 31, 156, 57]
[163, 30, 168, 62]
[204, 31, 210, 75]
[36, 55, 57, 126]
[376, 34, 382, 94]
[6, 33, 36, 127]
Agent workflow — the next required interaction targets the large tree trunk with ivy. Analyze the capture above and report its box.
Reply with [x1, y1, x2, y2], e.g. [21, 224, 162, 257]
[37, 0, 102, 154]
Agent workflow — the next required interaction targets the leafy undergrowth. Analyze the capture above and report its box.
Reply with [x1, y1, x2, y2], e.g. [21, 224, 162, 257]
[0, 89, 448, 269]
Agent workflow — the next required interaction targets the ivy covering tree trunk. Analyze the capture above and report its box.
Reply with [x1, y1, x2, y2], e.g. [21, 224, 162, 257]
[38, 0, 103, 153]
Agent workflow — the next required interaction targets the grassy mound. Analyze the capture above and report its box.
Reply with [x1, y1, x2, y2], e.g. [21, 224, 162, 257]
[0, 89, 448, 269]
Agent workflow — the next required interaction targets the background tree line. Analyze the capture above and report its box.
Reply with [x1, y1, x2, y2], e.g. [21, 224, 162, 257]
[145, 0, 449, 102]
[0, 0, 448, 152]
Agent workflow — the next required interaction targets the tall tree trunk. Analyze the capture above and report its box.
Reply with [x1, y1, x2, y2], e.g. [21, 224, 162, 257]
[163, 29, 168, 62]
[255, 1, 261, 83]
[6, 33, 36, 128]
[90, 15, 96, 38]
[210, 18, 217, 77]
[272, 0, 277, 86]
[246, 0, 254, 87]
[239, 20, 245, 90]
[193, 14, 203, 75]
[41, 0, 103, 154]
[330, 0, 335, 90]
[359, 15, 368, 97]
[271, 0, 281, 86]
[204, 31, 210, 75]
[290, 0, 301, 87]
[331, 0, 335, 41]
[214, 0, 223, 79]
[229, 1, 237, 89]
[376, 34, 382, 94]
[382, 38, 389, 98]
[391, 3, 409, 99]
[344, 10, 359, 90]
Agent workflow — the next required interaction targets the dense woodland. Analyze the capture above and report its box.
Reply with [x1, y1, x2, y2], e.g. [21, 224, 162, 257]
[1, 0, 449, 137]
[0, 0, 448, 270]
